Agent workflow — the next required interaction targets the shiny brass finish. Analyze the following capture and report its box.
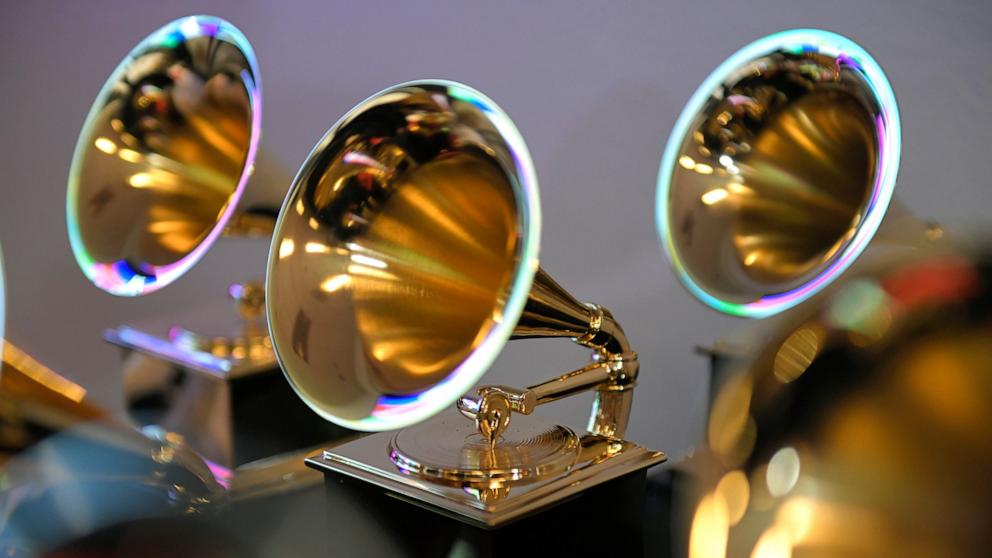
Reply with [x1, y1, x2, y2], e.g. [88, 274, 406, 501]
[161, 281, 274, 365]
[270, 80, 663, 520]
[658, 30, 909, 317]
[267, 99, 526, 429]
[389, 412, 580, 488]
[1, 341, 105, 463]
[68, 17, 287, 395]
[67, 15, 271, 296]
[268, 80, 640, 439]
[680, 252, 992, 557]
[457, 270, 638, 444]
[308, 412, 665, 527]
[671, 89, 875, 294]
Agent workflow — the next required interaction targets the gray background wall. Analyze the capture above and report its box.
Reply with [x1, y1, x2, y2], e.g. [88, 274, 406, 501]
[1, 0, 989, 458]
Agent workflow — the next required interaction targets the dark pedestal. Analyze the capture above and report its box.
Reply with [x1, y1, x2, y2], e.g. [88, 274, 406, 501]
[316, 468, 663, 558]
[108, 326, 351, 469]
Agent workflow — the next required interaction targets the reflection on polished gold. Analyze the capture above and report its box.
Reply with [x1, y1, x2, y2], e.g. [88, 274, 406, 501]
[667, 56, 877, 302]
[353, 155, 517, 392]
[268, 80, 645, 443]
[268, 85, 521, 420]
[772, 324, 823, 383]
[389, 412, 579, 491]
[67, 16, 264, 296]
[71, 35, 252, 266]
[683, 253, 992, 557]
[1, 341, 105, 464]
[657, 30, 923, 319]
[275, 82, 665, 522]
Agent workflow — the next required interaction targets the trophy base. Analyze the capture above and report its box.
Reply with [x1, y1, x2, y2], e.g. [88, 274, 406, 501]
[104, 301, 354, 469]
[306, 411, 666, 528]
[105, 298, 277, 379]
[389, 415, 580, 488]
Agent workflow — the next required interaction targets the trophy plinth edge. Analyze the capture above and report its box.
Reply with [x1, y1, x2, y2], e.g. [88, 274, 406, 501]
[305, 411, 666, 528]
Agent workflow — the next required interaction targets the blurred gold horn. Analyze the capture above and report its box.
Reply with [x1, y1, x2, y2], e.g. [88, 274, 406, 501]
[61, 17, 345, 467]
[66, 15, 286, 298]
[267, 80, 643, 441]
[680, 251, 992, 557]
[656, 29, 942, 319]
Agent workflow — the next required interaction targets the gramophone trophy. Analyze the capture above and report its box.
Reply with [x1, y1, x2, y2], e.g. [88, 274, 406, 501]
[265, 80, 666, 528]
[654, 29, 946, 400]
[65, 15, 347, 467]
[676, 251, 992, 558]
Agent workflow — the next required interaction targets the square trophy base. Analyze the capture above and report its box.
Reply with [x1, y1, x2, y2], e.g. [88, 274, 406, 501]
[306, 411, 667, 529]
[104, 300, 354, 469]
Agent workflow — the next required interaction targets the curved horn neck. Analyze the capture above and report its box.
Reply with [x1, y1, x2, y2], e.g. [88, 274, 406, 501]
[459, 267, 638, 444]
[222, 149, 294, 237]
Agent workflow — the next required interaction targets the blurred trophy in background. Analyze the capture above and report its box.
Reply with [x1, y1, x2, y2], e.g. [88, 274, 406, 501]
[669, 250, 992, 557]
[265, 80, 665, 544]
[655, 29, 947, 404]
[0, 240, 227, 555]
[65, 15, 348, 468]
[1, 241, 324, 556]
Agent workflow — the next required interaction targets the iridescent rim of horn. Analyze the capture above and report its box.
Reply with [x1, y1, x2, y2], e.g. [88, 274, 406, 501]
[66, 15, 262, 296]
[656, 28, 900, 318]
[267, 80, 541, 431]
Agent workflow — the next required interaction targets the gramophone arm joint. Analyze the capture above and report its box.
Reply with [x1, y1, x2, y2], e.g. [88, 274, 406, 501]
[459, 302, 638, 444]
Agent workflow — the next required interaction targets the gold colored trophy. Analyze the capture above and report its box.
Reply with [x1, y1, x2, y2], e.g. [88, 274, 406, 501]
[266, 80, 666, 526]
[654, 29, 949, 408]
[65, 15, 345, 467]
[656, 29, 942, 322]
[678, 251, 992, 557]
[0, 244, 102, 459]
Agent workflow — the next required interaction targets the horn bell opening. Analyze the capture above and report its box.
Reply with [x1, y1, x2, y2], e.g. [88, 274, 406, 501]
[657, 29, 900, 318]
[266, 80, 540, 431]
[66, 15, 261, 296]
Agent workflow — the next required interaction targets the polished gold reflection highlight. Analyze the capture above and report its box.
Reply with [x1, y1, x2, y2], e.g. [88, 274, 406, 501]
[1, 341, 105, 463]
[773, 325, 822, 383]
[287, 82, 664, 525]
[70, 32, 254, 271]
[354, 156, 517, 391]
[685, 256, 992, 557]
[267, 85, 521, 421]
[275, 153, 517, 399]
[667, 50, 882, 304]
[389, 414, 579, 490]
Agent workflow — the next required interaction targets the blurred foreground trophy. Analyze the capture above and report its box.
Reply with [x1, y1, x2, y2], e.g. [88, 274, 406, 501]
[265, 80, 666, 538]
[670, 251, 992, 557]
[0, 244, 226, 553]
[65, 15, 347, 468]
[0, 339, 325, 556]
[1, 247, 321, 555]
[0, 340, 228, 555]
[655, 29, 946, 401]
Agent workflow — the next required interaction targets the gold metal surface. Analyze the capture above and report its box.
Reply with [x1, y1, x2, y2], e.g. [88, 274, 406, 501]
[0, 341, 106, 464]
[166, 281, 274, 364]
[66, 17, 291, 375]
[267, 87, 523, 425]
[679, 253, 992, 557]
[458, 274, 639, 443]
[268, 80, 641, 437]
[309, 412, 666, 527]
[389, 412, 579, 488]
[269, 80, 663, 520]
[68, 17, 262, 285]
[651, 30, 958, 324]
[665, 48, 881, 303]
